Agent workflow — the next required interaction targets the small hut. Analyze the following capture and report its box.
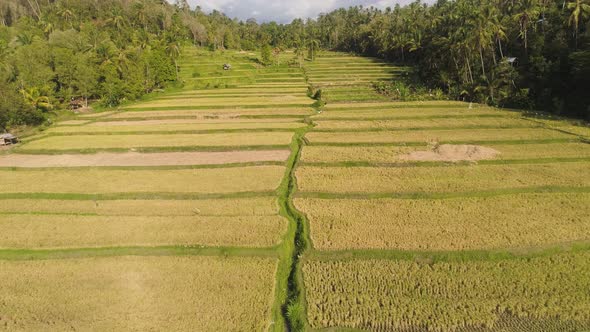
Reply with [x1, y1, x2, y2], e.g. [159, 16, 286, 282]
[0, 133, 18, 146]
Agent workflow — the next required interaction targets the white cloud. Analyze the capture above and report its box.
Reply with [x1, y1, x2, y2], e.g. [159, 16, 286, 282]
[186, 0, 427, 23]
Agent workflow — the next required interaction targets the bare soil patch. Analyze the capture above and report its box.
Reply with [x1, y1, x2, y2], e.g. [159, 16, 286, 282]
[0, 150, 290, 167]
[399, 144, 500, 162]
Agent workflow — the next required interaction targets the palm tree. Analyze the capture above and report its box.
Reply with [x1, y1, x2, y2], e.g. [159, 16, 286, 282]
[307, 38, 320, 61]
[106, 14, 127, 32]
[19, 87, 53, 112]
[567, 0, 590, 48]
[294, 41, 305, 68]
[513, 0, 540, 53]
[115, 48, 133, 78]
[165, 41, 181, 80]
[469, 6, 496, 79]
[15, 32, 35, 46]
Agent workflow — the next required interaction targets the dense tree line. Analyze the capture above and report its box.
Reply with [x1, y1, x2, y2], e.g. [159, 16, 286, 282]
[309, 1, 590, 119]
[1, 0, 589, 131]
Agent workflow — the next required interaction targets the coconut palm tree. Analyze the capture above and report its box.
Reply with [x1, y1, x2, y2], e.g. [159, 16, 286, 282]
[567, 0, 590, 48]
[513, 0, 540, 53]
[307, 38, 320, 61]
[294, 41, 305, 68]
[19, 87, 52, 112]
[165, 40, 181, 80]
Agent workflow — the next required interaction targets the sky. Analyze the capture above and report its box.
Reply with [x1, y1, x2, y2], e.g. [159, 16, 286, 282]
[184, 0, 423, 23]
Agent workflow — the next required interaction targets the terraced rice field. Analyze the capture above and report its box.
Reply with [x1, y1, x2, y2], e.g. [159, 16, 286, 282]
[2, 49, 589, 331]
[0, 48, 312, 330]
[306, 52, 403, 102]
[296, 52, 590, 331]
[0, 256, 278, 331]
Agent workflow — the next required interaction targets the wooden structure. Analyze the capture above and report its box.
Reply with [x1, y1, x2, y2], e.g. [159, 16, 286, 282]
[0, 133, 18, 146]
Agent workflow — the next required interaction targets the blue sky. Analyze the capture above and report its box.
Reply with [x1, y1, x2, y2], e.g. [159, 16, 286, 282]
[184, 0, 424, 23]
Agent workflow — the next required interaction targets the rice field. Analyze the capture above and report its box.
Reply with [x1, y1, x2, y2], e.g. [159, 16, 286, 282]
[295, 193, 590, 250]
[303, 252, 590, 331]
[46, 121, 305, 134]
[300, 142, 590, 163]
[313, 117, 538, 131]
[296, 162, 590, 194]
[295, 52, 590, 331]
[106, 108, 312, 118]
[0, 214, 287, 248]
[127, 96, 312, 108]
[0, 256, 278, 331]
[19, 132, 294, 151]
[314, 106, 512, 119]
[0, 197, 279, 216]
[2, 49, 589, 331]
[0, 48, 316, 330]
[0, 166, 285, 194]
[306, 127, 574, 144]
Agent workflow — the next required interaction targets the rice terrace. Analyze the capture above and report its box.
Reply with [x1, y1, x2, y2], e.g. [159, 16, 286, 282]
[0, 0, 590, 331]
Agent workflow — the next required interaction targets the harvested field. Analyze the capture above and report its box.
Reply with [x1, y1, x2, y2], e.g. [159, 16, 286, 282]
[0, 166, 285, 194]
[19, 132, 294, 150]
[313, 117, 537, 130]
[47, 122, 305, 134]
[306, 127, 573, 144]
[303, 252, 590, 331]
[0, 197, 279, 216]
[0, 150, 290, 167]
[0, 256, 277, 331]
[301, 142, 590, 163]
[0, 214, 287, 248]
[295, 193, 590, 250]
[296, 162, 590, 194]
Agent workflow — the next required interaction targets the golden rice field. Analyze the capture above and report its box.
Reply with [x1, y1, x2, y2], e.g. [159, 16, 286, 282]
[313, 117, 538, 130]
[127, 96, 312, 108]
[107, 108, 312, 118]
[0, 256, 277, 331]
[305, 127, 573, 144]
[85, 118, 301, 126]
[296, 162, 590, 194]
[295, 193, 590, 250]
[0, 166, 285, 194]
[300, 142, 590, 163]
[302, 252, 590, 331]
[314, 107, 513, 119]
[0, 197, 279, 216]
[0, 214, 287, 248]
[3, 49, 590, 332]
[19, 132, 294, 150]
[46, 122, 305, 133]
[325, 100, 467, 108]
[297, 52, 590, 331]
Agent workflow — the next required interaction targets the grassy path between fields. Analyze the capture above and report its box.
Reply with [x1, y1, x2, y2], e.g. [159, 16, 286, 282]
[276, 127, 313, 331]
